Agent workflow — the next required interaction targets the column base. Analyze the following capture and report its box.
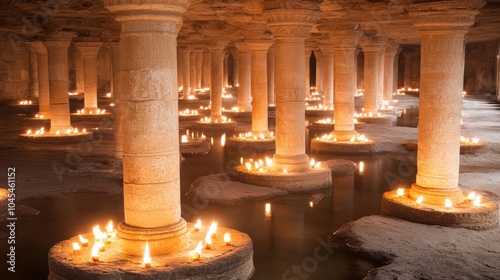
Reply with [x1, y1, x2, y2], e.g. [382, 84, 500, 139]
[116, 219, 188, 256]
[330, 130, 359, 142]
[225, 135, 275, 154]
[409, 183, 464, 205]
[272, 154, 310, 173]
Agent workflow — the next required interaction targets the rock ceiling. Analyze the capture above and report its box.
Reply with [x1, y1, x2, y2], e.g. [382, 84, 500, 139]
[0, 0, 499, 47]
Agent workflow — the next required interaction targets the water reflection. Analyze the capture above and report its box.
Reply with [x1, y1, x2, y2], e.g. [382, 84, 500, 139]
[397, 107, 419, 127]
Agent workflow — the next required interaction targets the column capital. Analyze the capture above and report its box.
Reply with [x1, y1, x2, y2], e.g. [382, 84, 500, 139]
[384, 43, 400, 57]
[359, 35, 387, 53]
[319, 42, 334, 54]
[207, 41, 228, 52]
[104, 0, 190, 23]
[244, 40, 273, 52]
[330, 30, 363, 49]
[234, 42, 251, 52]
[29, 41, 47, 55]
[406, 0, 485, 34]
[75, 40, 103, 56]
[262, 4, 320, 37]
[313, 49, 323, 60]
[44, 31, 76, 49]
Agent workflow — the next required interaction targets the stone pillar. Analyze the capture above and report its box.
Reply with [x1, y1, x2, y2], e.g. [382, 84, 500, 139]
[384, 43, 399, 101]
[407, 2, 484, 205]
[305, 49, 311, 98]
[247, 40, 272, 134]
[235, 43, 252, 111]
[403, 50, 413, 90]
[208, 43, 228, 122]
[315, 49, 324, 95]
[267, 45, 275, 105]
[104, 0, 190, 255]
[377, 45, 386, 105]
[329, 29, 362, 140]
[223, 51, 229, 87]
[232, 49, 239, 86]
[179, 48, 191, 99]
[497, 44, 500, 102]
[76, 40, 102, 111]
[189, 50, 196, 96]
[195, 50, 203, 89]
[393, 47, 402, 93]
[411, 49, 421, 88]
[354, 48, 360, 90]
[27, 45, 39, 98]
[202, 51, 211, 89]
[263, 2, 319, 172]
[320, 45, 334, 108]
[360, 36, 386, 114]
[177, 50, 182, 89]
[75, 48, 85, 94]
[109, 41, 123, 159]
[30, 41, 51, 117]
[44, 32, 75, 132]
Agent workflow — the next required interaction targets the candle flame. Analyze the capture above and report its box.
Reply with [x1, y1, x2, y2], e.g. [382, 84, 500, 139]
[473, 196, 482, 207]
[144, 241, 151, 266]
[309, 201, 314, 208]
[467, 192, 476, 200]
[79, 235, 88, 245]
[221, 133, 226, 146]
[265, 203, 271, 216]
[416, 196, 424, 205]
[190, 241, 203, 260]
[209, 221, 217, 237]
[205, 232, 212, 249]
[194, 219, 201, 231]
[91, 242, 100, 258]
[359, 161, 364, 173]
[224, 232, 231, 245]
[73, 242, 81, 251]
[445, 199, 452, 208]
[396, 188, 405, 197]
[181, 135, 188, 143]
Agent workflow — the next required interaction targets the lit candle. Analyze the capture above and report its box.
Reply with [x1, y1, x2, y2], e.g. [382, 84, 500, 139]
[209, 221, 217, 238]
[194, 219, 201, 232]
[106, 220, 113, 234]
[265, 203, 271, 217]
[98, 240, 105, 252]
[73, 242, 81, 254]
[79, 235, 89, 247]
[205, 232, 212, 249]
[144, 241, 151, 268]
[416, 196, 424, 205]
[190, 241, 203, 260]
[396, 188, 405, 197]
[309, 201, 314, 208]
[473, 196, 482, 207]
[224, 232, 231, 246]
[467, 192, 476, 201]
[445, 199, 452, 208]
[91, 243, 100, 262]
[359, 161, 364, 173]
[181, 135, 188, 143]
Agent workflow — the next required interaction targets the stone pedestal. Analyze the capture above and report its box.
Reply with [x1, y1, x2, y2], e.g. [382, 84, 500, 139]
[30, 41, 51, 117]
[360, 36, 386, 114]
[235, 43, 252, 111]
[44, 32, 75, 133]
[383, 43, 400, 101]
[76, 40, 103, 112]
[267, 45, 275, 105]
[320, 45, 334, 108]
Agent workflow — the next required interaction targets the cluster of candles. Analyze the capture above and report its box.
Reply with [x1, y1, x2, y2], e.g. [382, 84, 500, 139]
[105, 93, 112, 98]
[316, 118, 359, 124]
[222, 93, 233, 99]
[305, 96, 322, 101]
[34, 114, 46, 119]
[76, 108, 106, 115]
[222, 106, 244, 112]
[379, 101, 394, 110]
[199, 116, 232, 123]
[406, 87, 419, 92]
[395, 188, 482, 208]
[317, 133, 370, 143]
[198, 87, 210, 92]
[354, 89, 365, 97]
[179, 109, 199, 116]
[394, 89, 406, 96]
[462, 91, 467, 96]
[354, 111, 382, 118]
[190, 220, 232, 260]
[306, 104, 333, 111]
[19, 100, 33, 105]
[68, 92, 79, 96]
[240, 157, 320, 173]
[460, 136, 480, 144]
[26, 127, 87, 136]
[71, 220, 116, 262]
[236, 131, 274, 141]
[184, 95, 197, 100]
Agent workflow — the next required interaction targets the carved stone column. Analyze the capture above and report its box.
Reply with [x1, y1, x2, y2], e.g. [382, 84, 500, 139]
[247, 40, 272, 134]
[30, 41, 51, 117]
[76, 40, 103, 112]
[267, 45, 275, 105]
[44, 32, 75, 132]
[177, 49, 182, 89]
[497, 43, 500, 102]
[179, 48, 191, 99]
[27, 44, 39, 98]
[320, 44, 334, 108]
[195, 49, 203, 89]
[235, 43, 252, 111]
[75, 48, 85, 94]
[202, 51, 211, 89]
[403, 50, 413, 90]
[315, 49, 324, 95]
[393, 47, 402, 93]
[304, 49, 311, 98]
[354, 48, 360, 90]
[208, 42, 228, 122]
[408, 2, 483, 204]
[231, 49, 239, 86]
[377, 43, 386, 105]
[189, 50, 196, 96]
[383, 43, 400, 101]
[104, 0, 190, 255]
[359, 36, 386, 113]
[223, 51, 229, 87]
[263, 2, 320, 172]
[108, 41, 123, 159]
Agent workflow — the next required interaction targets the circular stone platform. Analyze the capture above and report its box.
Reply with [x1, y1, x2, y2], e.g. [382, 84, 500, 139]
[231, 166, 332, 191]
[48, 224, 254, 280]
[180, 139, 212, 155]
[71, 112, 113, 121]
[19, 131, 93, 144]
[192, 121, 237, 131]
[305, 109, 334, 118]
[307, 122, 366, 135]
[179, 114, 203, 122]
[221, 111, 252, 119]
[405, 139, 485, 154]
[381, 189, 499, 230]
[311, 138, 376, 154]
[196, 92, 210, 99]
[224, 137, 275, 153]
[355, 116, 394, 125]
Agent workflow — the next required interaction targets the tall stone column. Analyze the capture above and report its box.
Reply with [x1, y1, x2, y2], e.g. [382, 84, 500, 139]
[109, 41, 123, 159]
[497, 44, 500, 102]
[377, 45, 386, 105]
[27, 45, 39, 98]
[75, 48, 85, 94]
[407, 2, 483, 205]
[76, 40, 102, 111]
[30, 41, 51, 117]
[263, 2, 319, 172]
[231, 49, 239, 86]
[202, 51, 211, 89]
[235, 43, 252, 111]
[383, 43, 399, 101]
[195, 49, 203, 89]
[393, 47, 402, 93]
[411, 49, 421, 88]
[44, 32, 75, 132]
[354, 48, 360, 90]
[315, 49, 324, 95]
[177, 50, 182, 89]
[189, 50, 196, 96]
[304, 49, 311, 98]
[330, 29, 362, 140]
[208, 42, 227, 122]
[104, 0, 190, 255]
[179, 48, 191, 99]
[223, 51, 229, 87]
[267, 45, 275, 105]
[360, 36, 386, 114]
[403, 50, 413, 90]
[320, 45, 334, 108]
[247, 40, 272, 134]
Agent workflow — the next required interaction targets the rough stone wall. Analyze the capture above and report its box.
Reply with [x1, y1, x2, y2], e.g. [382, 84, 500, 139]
[0, 33, 29, 101]
[464, 40, 498, 94]
[97, 46, 110, 94]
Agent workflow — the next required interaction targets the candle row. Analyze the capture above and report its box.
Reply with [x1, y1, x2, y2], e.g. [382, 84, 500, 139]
[395, 188, 482, 208]
[190, 219, 231, 260]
